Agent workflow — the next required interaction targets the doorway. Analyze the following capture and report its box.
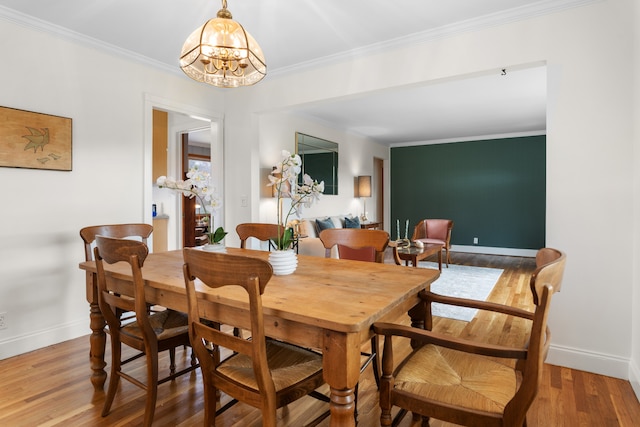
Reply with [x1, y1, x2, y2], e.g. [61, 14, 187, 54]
[181, 129, 213, 247]
[144, 94, 223, 251]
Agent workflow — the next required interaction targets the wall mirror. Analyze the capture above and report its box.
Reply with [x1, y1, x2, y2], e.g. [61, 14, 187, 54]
[295, 132, 338, 195]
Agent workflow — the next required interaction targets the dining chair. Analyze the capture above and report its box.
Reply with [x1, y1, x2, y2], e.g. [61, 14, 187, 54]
[318, 228, 390, 397]
[94, 235, 198, 427]
[411, 219, 454, 267]
[80, 223, 155, 322]
[80, 223, 153, 262]
[373, 247, 566, 427]
[182, 249, 328, 427]
[318, 228, 389, 263]
[236, 222, 281, 250]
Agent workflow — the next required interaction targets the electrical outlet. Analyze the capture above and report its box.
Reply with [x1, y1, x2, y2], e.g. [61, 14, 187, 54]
[0, 312, 6, 330]
[473, 237, 479, 245]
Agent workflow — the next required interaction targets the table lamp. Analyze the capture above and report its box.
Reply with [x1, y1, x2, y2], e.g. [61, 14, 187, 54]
[357, 176, 371, 222]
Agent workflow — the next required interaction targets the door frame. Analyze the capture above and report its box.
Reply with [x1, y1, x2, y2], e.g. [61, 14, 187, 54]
[374, 157, 384, 227]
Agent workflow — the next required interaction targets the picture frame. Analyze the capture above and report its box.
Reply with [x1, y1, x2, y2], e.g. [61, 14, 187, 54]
[0, 106, 72, 171]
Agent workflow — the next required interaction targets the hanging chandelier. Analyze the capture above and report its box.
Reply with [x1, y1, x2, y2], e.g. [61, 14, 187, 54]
[180, 0, 266, 88]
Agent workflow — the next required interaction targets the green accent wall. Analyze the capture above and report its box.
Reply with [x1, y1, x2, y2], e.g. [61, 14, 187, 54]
[300, 152, 338, 195]
[390, 136, 546, 249]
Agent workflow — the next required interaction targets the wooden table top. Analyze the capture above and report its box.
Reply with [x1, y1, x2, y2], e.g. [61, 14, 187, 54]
[80, 248, 439, 334]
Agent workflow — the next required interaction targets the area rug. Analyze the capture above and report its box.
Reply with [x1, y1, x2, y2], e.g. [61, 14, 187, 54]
[418, 262, 504, 322]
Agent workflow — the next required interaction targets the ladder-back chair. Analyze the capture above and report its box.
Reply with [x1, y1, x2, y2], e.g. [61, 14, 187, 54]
[373, 248, 566, 426]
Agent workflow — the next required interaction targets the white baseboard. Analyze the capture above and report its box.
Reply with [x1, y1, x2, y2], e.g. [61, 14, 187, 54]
[0, 319, 88, 360]
[452, 245, 538, 257]
[630, 358, 640, 402]
[547, 343, 640, 403]
[546, 343, 631, 380]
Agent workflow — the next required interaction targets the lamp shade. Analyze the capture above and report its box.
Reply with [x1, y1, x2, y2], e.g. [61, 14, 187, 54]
[180, 1, 266, 88]
[357, 176, 372, 198]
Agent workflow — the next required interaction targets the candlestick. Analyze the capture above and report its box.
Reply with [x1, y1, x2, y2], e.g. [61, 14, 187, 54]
[405, 219, 409, 239]
[396, 219, 400, 241]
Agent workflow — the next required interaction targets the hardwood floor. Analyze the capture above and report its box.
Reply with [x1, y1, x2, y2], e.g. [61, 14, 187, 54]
[1, 252, 639, 426]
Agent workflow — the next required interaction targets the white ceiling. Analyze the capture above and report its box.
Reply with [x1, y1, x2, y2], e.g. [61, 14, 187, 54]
[0, 0, 573, 144]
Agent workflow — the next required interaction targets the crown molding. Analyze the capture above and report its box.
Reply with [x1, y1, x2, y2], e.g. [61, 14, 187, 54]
[0, 5, 184, 78]
[389, 130, 547, 148]
[0, 0, 600, 79]
[269, 0, 601, 78]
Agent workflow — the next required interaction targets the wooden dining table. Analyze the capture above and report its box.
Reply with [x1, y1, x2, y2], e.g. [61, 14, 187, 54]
[80, 247, 439, 426]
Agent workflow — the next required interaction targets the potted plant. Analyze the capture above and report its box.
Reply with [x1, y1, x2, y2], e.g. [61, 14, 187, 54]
[267, 150, 324, 274]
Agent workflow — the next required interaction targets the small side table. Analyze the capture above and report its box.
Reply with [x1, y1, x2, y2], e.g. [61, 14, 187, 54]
[391, 241, 443, 271]
[361, 221, 382, 230]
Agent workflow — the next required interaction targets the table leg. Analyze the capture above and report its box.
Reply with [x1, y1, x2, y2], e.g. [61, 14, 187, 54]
[323, 331, 361, 426]
[408, 302, 427, 347]
[438, 249, 442, 271]
[86, 272, 107, 390]
[89, 301, 107, 390]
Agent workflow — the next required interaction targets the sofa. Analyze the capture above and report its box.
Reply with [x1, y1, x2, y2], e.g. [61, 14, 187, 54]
[295, 214, 362, 258]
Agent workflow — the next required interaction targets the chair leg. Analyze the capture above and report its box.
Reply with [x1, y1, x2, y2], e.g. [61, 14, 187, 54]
[169, 347, 176, 375]
[371, 336, 380, 388]
[191, 348, 198, 366]
[201, 376, 217, 427]
[354, 382, 359, 422]
[143, 347, 160, 427]
[102, 339, 122, 417]
[380, 404, 394, 426]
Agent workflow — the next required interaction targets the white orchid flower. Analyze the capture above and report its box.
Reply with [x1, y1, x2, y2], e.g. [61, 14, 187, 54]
[157, 167, 224, 242]
[270, 149, 325, 249]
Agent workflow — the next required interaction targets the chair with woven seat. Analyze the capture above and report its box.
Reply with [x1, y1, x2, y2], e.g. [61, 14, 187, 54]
[411, 219, 454, 267]
[94, 235, 198, 427]
[319, 228, 390, 395]
[236, 222, 281, 250]
[81, 223, 156, 323]
[182, 248, 328, 427]
[373, 247, 566, 427]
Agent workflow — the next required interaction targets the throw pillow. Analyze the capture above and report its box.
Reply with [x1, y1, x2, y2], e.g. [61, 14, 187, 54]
[316, 217, 335, 232]
[345, 216, 360, 229]
[298, 220, 316, 238]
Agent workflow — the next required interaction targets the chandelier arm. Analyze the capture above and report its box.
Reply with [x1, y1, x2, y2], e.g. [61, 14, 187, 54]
[230, 64, 245, 77]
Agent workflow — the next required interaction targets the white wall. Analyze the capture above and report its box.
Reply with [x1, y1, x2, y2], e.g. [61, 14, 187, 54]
[220, 0, 640, 383]
[0, 19, 224, 358]
[631, 0, 640, 398]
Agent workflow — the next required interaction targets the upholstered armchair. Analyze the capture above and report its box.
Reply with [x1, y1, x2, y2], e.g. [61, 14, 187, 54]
[411, 219, 454, 267]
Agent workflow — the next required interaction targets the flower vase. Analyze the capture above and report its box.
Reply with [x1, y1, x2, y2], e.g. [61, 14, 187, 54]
[268, 249, 298, 275]
[202, 243, 226, 253]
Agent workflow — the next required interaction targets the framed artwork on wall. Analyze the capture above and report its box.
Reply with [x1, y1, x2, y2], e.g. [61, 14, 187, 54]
[0, 106, 72, 171]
